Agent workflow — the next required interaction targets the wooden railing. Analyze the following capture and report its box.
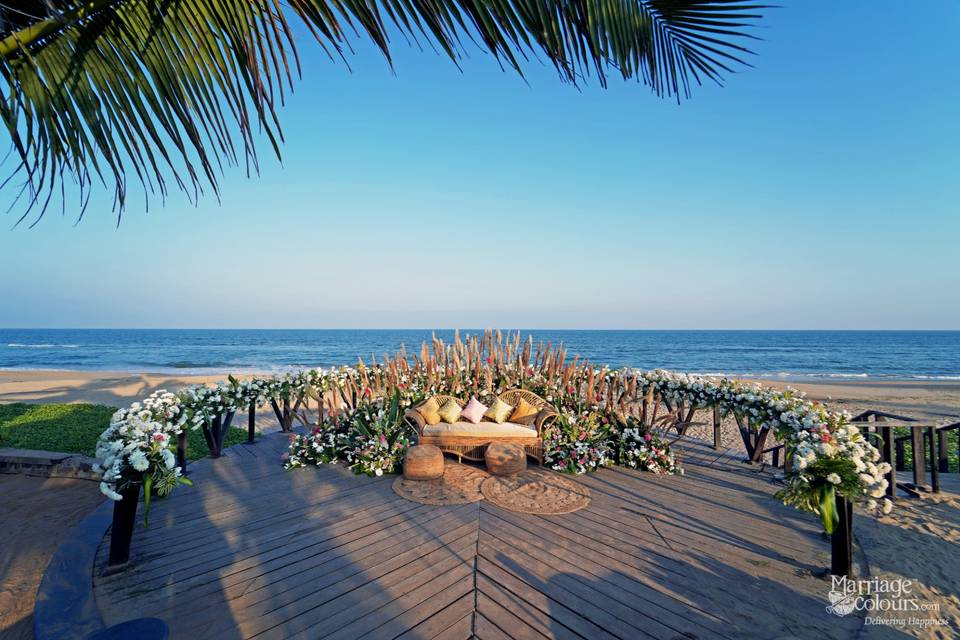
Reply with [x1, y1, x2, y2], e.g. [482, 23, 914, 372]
[851, 410, 957, 496]
[712, 408, 956, 578]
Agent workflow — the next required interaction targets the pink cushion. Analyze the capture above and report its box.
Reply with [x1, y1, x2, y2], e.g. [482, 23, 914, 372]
[460, 396, 488, 424]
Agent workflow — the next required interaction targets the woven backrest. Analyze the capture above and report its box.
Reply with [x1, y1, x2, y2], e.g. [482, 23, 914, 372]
[498, 389, 550, 411]
[419, 394, 465, 409]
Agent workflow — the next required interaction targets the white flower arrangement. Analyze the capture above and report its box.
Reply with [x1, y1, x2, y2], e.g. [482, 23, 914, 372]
[94, 390, 192, 524]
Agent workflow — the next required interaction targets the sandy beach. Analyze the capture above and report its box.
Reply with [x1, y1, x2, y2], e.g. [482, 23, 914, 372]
[2, 369, 958, 421]
[0, 370, 241, 407]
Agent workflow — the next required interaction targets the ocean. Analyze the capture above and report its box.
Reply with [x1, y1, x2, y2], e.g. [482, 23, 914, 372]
[0, 329, 958, 381]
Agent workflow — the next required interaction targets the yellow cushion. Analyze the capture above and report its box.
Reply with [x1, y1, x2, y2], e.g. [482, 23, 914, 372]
[437, 399, 462, 424]
[416, 397, 442, 426]
[509, 397, 539, 425]
[484, 398, 514, 424]
[422, 421, 537, 438]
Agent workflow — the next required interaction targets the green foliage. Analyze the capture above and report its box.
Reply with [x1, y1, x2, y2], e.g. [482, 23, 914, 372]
[0, 403, 116, 455]
[351, 390, 407, 446]
[0, 402, 249, 460]
[346, 390, 412, 476]
[819, 484, 837, 535]
[894, 426, 958, 473]
[0, 1, 765, 224]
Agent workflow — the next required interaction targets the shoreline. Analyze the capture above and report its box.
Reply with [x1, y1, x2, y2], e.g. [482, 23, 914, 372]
[0, 369, 958, 420]
[1, 367, 959, 383]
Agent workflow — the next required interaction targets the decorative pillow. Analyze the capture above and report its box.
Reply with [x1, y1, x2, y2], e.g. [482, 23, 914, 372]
[484, 398, 514, 424]
[509, 397, 539, 425]
[437, 399, 463, 424]
[460, 397, 488, 424]
[416, 397, 442, 426]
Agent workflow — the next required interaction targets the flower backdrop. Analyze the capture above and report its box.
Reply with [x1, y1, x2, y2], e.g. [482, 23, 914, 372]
[95, 330, 891, 533]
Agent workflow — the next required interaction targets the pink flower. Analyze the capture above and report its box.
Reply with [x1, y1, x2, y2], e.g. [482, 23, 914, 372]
[644, 433, 652, 442]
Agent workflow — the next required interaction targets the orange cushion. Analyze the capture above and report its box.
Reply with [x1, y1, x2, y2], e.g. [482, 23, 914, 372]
[416, 397, 442, 425]
[508, 397, 539, 426]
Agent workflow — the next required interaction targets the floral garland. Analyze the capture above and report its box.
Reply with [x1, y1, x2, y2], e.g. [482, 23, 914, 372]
[632, 369, 892, 530]
[230, 375, 273, 408]
[178, 382, 244, 427]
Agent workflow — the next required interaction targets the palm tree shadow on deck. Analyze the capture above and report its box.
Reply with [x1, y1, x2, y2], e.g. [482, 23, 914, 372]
[94, 429, 481, 639]
[489, 547, 916, 640]
[586, 468, 826, 576]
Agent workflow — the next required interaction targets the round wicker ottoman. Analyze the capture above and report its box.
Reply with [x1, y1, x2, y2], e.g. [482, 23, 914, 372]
[403, 444, 444, 480]
[485, 443, 527, 476]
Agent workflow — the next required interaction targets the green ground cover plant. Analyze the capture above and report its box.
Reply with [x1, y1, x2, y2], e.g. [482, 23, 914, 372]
[0, 402, 249, 460]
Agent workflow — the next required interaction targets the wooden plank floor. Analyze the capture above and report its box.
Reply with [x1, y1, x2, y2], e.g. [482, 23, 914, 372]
[93, 434, 864, 639]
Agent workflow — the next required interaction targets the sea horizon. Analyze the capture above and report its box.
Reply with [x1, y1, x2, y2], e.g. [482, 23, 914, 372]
[2, 328, 959, 382]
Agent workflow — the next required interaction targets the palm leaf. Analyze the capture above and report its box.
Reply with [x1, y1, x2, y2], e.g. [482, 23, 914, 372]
[0, 0, 766, 225]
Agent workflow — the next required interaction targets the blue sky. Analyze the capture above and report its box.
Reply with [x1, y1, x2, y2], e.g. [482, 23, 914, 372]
[1, 2, 958, 329]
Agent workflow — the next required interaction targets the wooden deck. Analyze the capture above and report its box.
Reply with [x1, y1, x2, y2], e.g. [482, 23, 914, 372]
[93, 434, 864, 639]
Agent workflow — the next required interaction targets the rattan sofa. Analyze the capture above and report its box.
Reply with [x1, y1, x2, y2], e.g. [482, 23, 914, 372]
[403, 390, 558, 464]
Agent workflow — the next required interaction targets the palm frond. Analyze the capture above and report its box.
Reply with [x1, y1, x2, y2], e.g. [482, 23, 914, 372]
[0, 0, 767, 225]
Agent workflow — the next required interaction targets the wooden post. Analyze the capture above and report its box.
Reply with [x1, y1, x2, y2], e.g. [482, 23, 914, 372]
[895, 439, 906, 471]
[247, 401, 257, 444]
[735, 413, 755, 463]
[107, 483, 141, 568]
[205, 414, 223, 458]
[927, 427, 939, 494]
[751, 426, 770, 463]
[936, 429, 949, 473]
[712, 407, 721, 450]
[215, 410, 235, 454]
[831, 496, 853, 578]
[176, 430, 188, 475]
[879, 425, 896, 500]
[911, 428, 925, 488]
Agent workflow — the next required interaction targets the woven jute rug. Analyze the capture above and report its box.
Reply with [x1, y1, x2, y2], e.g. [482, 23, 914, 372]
[392, 463, 489, 505]
[480, 467, 591, 515]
